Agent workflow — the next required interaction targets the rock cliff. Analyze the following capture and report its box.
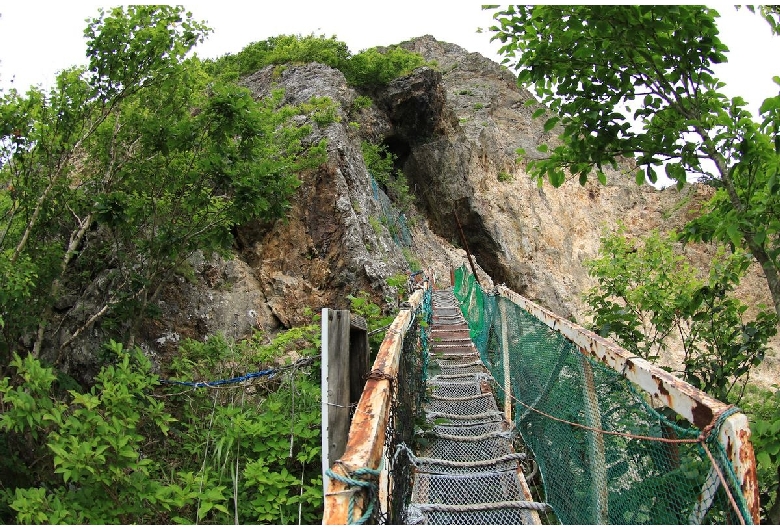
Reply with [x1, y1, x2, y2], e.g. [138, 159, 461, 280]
[140, 35, 777, 386]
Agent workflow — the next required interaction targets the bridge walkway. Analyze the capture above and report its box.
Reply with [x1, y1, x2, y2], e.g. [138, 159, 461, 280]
[405, 289, 544, 524]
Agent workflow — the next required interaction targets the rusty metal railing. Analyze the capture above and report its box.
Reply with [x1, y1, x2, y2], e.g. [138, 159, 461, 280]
[495, 284, 760, 523]
[322, 281, 428, 524]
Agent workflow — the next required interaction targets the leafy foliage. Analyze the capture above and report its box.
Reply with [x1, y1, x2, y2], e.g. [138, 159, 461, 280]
[0, 7, 329, 363]
[206, 33, 428, 88]
[584, 228, 698, 363]
[344, 46, 429, 87]
[347, 275, 410, 358]
[584, 228, 777, 403]
[0, 321, 323, 524]
[488, 5, 780, 318]
[206, 34, 350, 82]
[362, 141, 415, 212]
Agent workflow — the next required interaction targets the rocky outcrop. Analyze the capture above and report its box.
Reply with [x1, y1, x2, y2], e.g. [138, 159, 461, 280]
[137, 36, 776, 386]
[141, 63, 418, 363]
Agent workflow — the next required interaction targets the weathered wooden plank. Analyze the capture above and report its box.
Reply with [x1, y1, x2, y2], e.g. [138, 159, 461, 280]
[324, 309, 351, 470]
[323, 287, 426, 524]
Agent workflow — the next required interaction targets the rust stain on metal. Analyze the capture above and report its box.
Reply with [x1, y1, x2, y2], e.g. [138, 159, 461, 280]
[737, 428, 760, 522]
[652, 374, 670, 397]
[324, 284, 428, 524]
[690, 402, 714, 430]
[491, 283, 761, 525]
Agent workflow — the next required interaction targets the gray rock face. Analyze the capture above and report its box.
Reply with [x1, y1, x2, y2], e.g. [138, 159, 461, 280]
[141, 63, 414, 366]
[115, 36, 776, 386]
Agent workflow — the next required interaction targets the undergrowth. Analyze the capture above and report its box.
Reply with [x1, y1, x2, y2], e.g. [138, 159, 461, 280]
[0, 315, 323, 524]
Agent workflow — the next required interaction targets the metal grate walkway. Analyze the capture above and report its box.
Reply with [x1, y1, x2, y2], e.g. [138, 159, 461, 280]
[405, 290, 543, 524]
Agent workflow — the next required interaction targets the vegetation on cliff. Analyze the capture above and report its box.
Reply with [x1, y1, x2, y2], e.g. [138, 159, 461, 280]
[204, 33, 431, 88]
[0, 6, 329, 367]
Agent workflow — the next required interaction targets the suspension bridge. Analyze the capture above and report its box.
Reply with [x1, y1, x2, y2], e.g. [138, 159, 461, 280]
[321, 265, 759, 525]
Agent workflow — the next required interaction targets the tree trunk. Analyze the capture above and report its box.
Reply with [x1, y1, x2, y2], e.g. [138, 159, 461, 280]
[746, 239, 780, 321]
[767, 466, 780, 524]
[701, 135, 780, 321]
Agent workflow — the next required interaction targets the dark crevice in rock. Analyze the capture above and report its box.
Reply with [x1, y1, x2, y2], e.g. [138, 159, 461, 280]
[384, 134, 412, 173]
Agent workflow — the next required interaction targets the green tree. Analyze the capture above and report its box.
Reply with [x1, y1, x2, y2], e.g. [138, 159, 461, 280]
[584, 228, 699, 363]
[0, 7, 327, 365]
[488, 5, 780, 319]
[585, 228, 777, 404]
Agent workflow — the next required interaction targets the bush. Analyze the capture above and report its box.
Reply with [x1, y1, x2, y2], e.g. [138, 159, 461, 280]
[0, 319, 324, 524]
[206, 34, 429, 88]
[362, 141, 415, 212]
[206, 34, 350, 80]
[584, 227, 777, 403]
[343, 46, 428, 87]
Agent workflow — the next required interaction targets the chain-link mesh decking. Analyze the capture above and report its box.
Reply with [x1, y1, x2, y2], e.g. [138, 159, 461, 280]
[402, 289, 545, 525]
[452, 265, 757, 525]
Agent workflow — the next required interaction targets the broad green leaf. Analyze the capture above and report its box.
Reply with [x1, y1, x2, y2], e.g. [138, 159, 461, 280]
[198, 501, 213, 520]
[726, 224, 742, 247]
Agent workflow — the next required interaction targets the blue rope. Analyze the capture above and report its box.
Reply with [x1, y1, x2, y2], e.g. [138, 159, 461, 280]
[159, 368, 277, 388]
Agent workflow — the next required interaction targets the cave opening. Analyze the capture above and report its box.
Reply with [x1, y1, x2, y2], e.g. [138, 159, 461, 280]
[383, 134, 412, 173]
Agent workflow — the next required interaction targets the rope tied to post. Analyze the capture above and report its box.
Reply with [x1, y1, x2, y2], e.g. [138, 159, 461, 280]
[325, 463, 382, 525]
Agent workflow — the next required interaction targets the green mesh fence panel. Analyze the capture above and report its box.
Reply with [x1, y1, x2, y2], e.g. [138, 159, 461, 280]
[452, 265, 753, 525]
[370, 175, 412, 248]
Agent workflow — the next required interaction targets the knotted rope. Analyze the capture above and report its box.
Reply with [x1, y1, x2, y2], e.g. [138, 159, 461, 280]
[325, 464, 381, 525]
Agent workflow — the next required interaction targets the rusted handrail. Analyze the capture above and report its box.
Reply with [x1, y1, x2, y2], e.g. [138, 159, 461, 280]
[495, 284, 760, 523]
[323, 286, 426, 524]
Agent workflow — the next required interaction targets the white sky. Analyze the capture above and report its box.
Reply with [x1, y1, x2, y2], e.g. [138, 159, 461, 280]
[1, 3, 779, 186]
[0, 2, 502, 90]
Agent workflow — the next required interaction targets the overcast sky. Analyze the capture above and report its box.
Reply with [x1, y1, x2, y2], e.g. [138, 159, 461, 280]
[0, 2, 502, 89]
[1, 3, 778, 113]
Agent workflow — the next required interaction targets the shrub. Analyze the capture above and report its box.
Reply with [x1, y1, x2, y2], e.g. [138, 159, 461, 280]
[205, 34, 350, 80]
[206, 35, 429, 89]
[497, 170, 514, 182]
[343, 46, 428, 87]
[0, 321, 324, 524]
[362, 141, 416, 212]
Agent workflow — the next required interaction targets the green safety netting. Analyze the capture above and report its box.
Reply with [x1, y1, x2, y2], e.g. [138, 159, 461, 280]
[370, 175, 412, 248]
[452, 265, 753, 525]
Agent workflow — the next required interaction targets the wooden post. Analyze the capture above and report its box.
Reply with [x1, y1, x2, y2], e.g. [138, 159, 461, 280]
[349, 314, 369, 407]
[321, 310, 371, 495]
[321, 309, 352, 492]
[499, 299, 512, 423]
